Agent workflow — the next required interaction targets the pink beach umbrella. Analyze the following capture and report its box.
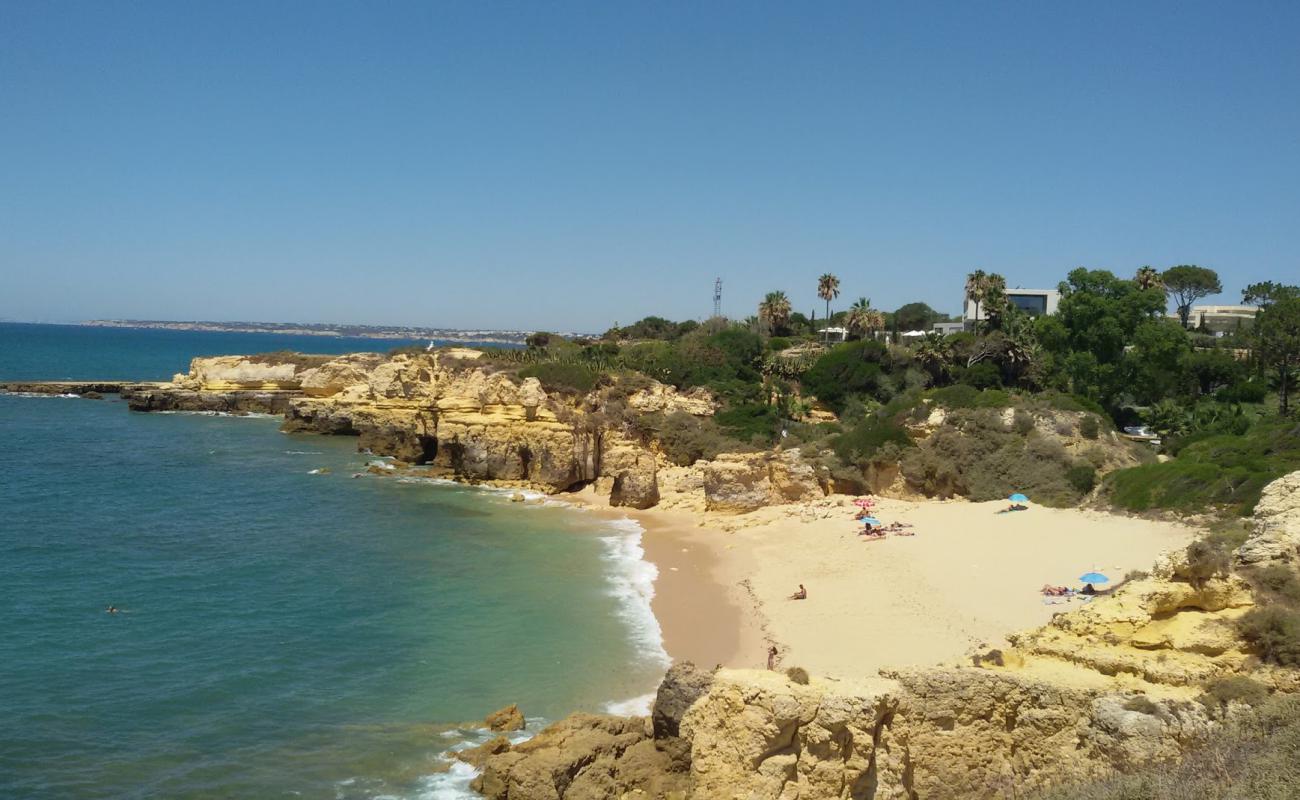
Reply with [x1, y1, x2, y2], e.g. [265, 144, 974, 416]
[853, 497, 875, 509]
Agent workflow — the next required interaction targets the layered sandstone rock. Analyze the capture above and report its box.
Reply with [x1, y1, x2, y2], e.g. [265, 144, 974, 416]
[171, 354, 333, 390]
[701, 450, 825, 513]
[1237, 469, 1300, 565]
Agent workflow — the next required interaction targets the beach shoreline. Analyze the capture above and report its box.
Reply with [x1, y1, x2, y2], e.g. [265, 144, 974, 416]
[568, 487, 1202, 681]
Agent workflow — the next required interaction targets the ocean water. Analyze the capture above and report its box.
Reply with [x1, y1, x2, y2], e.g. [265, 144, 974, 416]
[0, 324, 666, 799]
[0, 321, 478, 382]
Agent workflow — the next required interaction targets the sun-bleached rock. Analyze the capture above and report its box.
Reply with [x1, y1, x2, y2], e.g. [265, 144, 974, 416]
[626, 384, 717, 417]
[702, 450, 825, 513]
[1238, 470, 1300, 565]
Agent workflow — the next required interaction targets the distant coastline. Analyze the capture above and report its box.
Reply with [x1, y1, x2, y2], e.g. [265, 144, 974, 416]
[79, 319, 589, 346]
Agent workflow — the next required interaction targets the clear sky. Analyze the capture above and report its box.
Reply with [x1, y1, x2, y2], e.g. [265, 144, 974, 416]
[2, 2, 1297, 331]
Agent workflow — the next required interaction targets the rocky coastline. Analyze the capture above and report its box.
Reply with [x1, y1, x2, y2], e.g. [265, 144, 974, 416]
[73, 350, 1300, 797]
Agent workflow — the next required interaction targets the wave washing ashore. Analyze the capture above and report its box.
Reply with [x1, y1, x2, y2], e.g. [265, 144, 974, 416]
[0, 325, 668, 800]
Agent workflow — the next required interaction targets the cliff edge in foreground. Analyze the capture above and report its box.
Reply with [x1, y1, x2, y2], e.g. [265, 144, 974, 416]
[469, 471, 1300, 799]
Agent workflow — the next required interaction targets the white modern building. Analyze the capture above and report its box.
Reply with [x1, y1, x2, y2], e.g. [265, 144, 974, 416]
[931, 321, 965, 335]
[963, 287, 1060, 325]
[1169, 304, 1257, 334]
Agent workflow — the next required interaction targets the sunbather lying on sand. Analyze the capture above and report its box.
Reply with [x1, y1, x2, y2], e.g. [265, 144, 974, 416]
[860, 530, 887, 540]
[1039, 585, 1074, 596]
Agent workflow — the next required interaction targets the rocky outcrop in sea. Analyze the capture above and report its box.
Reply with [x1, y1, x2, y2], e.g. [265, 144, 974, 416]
[119, 350, 826, 511]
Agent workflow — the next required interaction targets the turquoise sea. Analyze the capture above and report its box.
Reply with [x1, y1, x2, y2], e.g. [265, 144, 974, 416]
[0, 323, 667, 799]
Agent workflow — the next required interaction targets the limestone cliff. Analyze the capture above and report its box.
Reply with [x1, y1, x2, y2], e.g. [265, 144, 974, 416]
[123, 350, 837, 511]
[472, 473, 1300, 799]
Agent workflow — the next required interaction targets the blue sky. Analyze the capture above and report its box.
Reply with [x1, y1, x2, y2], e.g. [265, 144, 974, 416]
[2, 2, 1297, 331]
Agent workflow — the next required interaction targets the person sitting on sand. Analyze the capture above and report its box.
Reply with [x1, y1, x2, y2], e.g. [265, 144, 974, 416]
[790, 584, 807, 600]
[1081, 583, 1097, 595]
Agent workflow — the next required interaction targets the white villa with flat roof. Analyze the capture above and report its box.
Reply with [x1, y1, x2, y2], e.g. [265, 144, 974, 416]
[963, 286, 1060, 326]
[1169, 304, 1257, 334]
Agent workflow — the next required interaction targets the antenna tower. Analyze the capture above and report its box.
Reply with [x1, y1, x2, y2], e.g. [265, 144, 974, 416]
[713, 277, 723, 318]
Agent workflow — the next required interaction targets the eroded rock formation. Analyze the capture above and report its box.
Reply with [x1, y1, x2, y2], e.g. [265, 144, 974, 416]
[471, 475, 1300, 799]
[122, 350, 838, 513]
[701, 450, 825, 513]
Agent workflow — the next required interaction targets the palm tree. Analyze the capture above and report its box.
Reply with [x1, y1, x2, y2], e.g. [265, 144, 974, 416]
[982, 273, 1009, 331]
[845, 297, 884, 338]
[758, 291, 792, 335]
[817, 273, 841, 320]
[965, 270, 989, 326]
[914, 332, 953, 384]
[1134, 266, 1163, 291]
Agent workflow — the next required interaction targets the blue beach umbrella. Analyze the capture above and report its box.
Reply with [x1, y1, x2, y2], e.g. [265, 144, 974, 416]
[1009, 493, 1030, 504]
[1079, 572, 1110, 584]
[860, 517, 881, 526]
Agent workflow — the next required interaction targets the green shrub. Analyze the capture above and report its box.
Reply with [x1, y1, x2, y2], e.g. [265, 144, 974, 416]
[1238, 606, 1300, 666]
[1199, 677, 1269, 711]
[518, 362, 600, 394]
[1183, 539, 1233, 586]
[635, 411, 746, 466]
[833, 416, 913, 466]
[767, 336, 791, 352]
[248, 351, 337, 368]
[1067, 463, 1098, 494]
[1013, 410, 1036, 435]
[785, 666, 810, 685]
[1251, 564, 1300, 605]
[1032, 694, 1300, 800]
[1039, 391, 1110, 418]
[958, 360, 1003, 389]
[925, 385, 1013, 409]
[802, 341, 890, 412]
[897, 409, 1089, 506]
[1079, 415, 1101, 439]
[714, 403, 782, 444]
[1105, 419, 1300, 516]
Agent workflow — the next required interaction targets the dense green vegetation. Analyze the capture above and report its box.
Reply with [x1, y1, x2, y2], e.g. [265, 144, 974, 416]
[1107, 418, 1300, 515]
[481, 268, 1300, 511]
[1034, 694, 1300, 800]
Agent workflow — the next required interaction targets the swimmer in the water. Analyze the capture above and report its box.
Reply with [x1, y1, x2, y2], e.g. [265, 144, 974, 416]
[106, 606, 119, 614]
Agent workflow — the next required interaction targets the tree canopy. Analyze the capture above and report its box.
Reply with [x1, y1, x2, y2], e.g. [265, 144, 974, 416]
[1162, 265, 1223, 328]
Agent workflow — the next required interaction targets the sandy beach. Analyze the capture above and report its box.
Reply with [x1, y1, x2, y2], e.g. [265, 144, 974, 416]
[580, 489, 1201, 680]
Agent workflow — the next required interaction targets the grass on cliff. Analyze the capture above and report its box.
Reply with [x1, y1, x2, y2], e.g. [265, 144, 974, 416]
[1105, 418, 1300, 516]
[1034, 694, 1300, 800]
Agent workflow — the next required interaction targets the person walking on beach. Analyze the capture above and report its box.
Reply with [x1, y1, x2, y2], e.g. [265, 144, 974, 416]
[767, 645, 779, 670]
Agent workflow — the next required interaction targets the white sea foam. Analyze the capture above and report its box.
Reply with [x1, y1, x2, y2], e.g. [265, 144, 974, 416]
[155, 410, 279, 418]
[602, 691, 658, 716]
[414, 725, 537, 799]
[284, 450, 323, 455]
[598, 517, 671, 670]
[2, 392, 80, 398]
